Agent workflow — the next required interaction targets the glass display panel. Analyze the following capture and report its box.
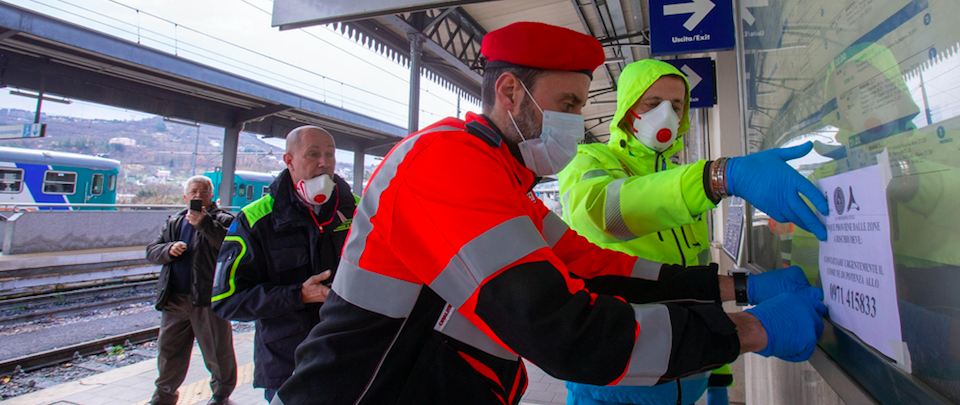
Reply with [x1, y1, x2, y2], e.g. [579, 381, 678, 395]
[744, 0, 960, 401]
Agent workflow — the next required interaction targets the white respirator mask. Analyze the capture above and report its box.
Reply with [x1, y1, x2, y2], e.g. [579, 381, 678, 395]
[630, 100, 681, 152]
[509, 80, 585, 176]
[295, 173, 335, 206]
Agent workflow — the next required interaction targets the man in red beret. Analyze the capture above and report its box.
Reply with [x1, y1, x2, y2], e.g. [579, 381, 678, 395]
[273, 21, 826, 405]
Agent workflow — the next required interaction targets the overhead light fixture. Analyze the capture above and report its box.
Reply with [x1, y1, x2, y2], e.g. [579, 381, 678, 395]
[9, 90, 72, 104]
[163, 117, 200, 127]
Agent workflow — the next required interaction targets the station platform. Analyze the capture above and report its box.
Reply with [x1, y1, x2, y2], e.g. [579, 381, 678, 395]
[1, 329, 571, 405]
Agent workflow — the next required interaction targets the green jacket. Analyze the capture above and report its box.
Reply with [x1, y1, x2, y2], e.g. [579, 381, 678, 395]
[558, 59, 716, 266]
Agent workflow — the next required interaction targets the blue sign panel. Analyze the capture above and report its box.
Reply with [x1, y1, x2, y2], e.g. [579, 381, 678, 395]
[662, 57, 715, 109]
[649, 0, 736, 55]
[0, 124, 45, 139]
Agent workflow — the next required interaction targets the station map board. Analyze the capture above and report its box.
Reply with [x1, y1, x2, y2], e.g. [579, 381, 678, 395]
[743, 0, 960, 402]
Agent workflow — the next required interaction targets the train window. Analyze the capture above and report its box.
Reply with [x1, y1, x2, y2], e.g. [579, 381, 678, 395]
[91, 174, 104, 196]
[0, 168, 23, 193]
[246, 185, 254, 201]
[238, 184, 245, 197]
[107, 174, 116, 191]
[42, 171, 77, 195]
[262, 186, 269, 198]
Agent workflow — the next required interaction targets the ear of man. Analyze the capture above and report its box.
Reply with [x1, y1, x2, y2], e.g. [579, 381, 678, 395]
[494, 72, 526, 115]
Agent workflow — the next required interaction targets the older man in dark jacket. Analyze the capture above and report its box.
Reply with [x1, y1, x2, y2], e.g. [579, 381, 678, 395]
[212, 126, 356, 402]
[146, 175, 237, 405]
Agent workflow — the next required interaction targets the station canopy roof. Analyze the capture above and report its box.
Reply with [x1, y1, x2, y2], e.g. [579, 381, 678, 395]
[272, 0, 655, 143]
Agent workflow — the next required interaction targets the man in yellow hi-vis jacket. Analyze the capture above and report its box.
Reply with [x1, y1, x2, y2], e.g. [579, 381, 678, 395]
[558, 59, 824, 405]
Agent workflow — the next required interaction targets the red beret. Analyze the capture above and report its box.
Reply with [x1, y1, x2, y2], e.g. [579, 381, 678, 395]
[481, 22, 604, 77]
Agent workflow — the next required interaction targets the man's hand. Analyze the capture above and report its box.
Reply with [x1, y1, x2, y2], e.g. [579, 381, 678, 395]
[169, 241, 187, 257]
[726, 142, 831, 241]
[186, 209, 207, 227]
[748, 266, 823, 305]
[301, 270, 333, 303]
[744, 293, 827, 362]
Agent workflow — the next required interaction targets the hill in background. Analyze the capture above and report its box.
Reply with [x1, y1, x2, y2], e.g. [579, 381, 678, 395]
[0, 108, 372, 203]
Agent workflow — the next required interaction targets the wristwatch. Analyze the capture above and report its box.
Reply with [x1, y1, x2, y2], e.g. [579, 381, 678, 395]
[728, 269, 749, 306]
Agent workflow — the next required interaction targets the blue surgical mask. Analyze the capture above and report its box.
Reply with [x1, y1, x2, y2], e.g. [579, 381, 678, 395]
[508, 80, 585, 176]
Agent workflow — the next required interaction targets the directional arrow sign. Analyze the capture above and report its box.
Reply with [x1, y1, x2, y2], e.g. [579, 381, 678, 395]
[681, 64, 702, 90]
[664, 58, 715, 109]
[664, 0, 716, 31]
[650, 0, 735, 55]
[0, 124, 45, 139]
[741, 0, 769, 25]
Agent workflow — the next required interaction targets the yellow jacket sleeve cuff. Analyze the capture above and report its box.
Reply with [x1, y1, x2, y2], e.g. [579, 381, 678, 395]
[681, 160, 717, 217]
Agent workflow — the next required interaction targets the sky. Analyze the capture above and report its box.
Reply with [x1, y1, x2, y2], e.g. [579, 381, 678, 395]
[0, 0, 481, 164]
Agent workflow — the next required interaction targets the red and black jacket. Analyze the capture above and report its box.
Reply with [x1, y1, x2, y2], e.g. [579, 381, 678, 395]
[274, 113, 739, 405]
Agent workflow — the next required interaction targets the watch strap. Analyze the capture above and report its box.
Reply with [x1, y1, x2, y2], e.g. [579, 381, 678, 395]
[733, 272, 749, 306]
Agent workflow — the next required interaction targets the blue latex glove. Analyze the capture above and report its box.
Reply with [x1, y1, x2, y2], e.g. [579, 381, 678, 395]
[745, 293, 827, 362]
[726, 142, 830, 241]
[747, 266, 824, 305]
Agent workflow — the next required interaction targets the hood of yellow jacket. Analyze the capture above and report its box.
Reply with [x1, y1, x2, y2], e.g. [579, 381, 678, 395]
[608, 59, 691, 159]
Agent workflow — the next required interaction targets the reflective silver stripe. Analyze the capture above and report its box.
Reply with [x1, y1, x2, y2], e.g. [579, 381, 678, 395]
[431, 216, 546, 308]
[562, 191, 570, 221]
[604, 178, 636, 241]
[616, 304, 673, 386]
[581, 169, 609, 181]
[631, 258, 663, 280]
[333, 260, 422, 319]
[342, 126, 461, 263]
[542, 211, 569, 249]
[697, 249, 711, 267]
[437, 310, 519, 361]
[680, 371, 712, 381]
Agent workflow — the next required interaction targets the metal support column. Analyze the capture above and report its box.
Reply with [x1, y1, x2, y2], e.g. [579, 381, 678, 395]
[220, 126, 240, 208]
[408, 33, 424, 134]
[733, 0, 751, 269]
[353, 142, 365, 194]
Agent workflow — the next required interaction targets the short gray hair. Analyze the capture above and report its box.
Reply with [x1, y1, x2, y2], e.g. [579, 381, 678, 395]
[286, 125, 332, 153]
[183, 175, 213, 194]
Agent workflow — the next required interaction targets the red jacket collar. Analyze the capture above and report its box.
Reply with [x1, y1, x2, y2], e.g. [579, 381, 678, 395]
[464, 112, 536, 191]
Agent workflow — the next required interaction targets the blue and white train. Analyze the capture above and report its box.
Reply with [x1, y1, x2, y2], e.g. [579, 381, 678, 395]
[0, 147, 119, 209]
[204, 169, 275, 209]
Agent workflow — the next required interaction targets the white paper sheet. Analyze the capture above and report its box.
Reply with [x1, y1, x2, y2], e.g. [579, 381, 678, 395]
[817, 164, 903, 360]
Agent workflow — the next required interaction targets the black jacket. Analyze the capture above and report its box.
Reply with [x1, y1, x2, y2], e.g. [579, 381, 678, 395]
[147, 203, 233, 310]
[211, 170, 356, 389]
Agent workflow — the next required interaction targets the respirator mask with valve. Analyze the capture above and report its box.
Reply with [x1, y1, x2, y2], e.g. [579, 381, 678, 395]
[630, 100, 681, 152]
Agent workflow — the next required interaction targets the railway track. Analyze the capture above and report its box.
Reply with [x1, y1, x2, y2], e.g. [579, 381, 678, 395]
[0, 327, 159, 375]
[0, 280, 157, 326]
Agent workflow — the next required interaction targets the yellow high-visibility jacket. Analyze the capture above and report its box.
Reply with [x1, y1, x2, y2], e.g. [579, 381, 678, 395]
[558, 59, 716, 266]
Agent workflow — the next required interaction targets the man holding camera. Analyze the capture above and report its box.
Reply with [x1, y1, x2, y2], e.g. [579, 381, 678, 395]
[146, 175, 237, 405]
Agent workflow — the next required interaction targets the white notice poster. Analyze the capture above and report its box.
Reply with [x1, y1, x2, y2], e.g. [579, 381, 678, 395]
[817, 164, 902, 360]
